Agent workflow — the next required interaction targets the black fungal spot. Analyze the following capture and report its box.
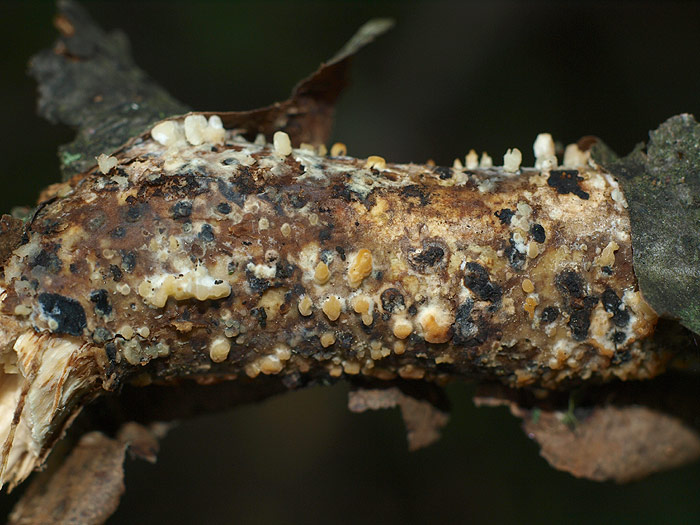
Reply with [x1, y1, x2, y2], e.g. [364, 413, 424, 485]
[222, 158, 236, 166]
[121, 251, 136, 273]
[111, 226, 126, 238]
[331, 183, 355, 203]
[337, 331, 354, 349]
[320, 250, 334, 265]
[602, 288, 630, 327]
[38, 293, 87, 336]
[434, 166, 452, 180]
[602, 266, 614, 276]
[85, 214, 105, 232]
[530, 223, 546, 243]
[217, 202, 232, 214]
[463, 262, 502, 303]
[275, 261, 295, 280]
[319, 227, 333, 242]
[199, 224, 215, 242]
[290, 193, 307, 209]
[556, 270, 586, 298]
[92, 326, 111, 345]
[31, 248, 62, 274]
[246, 271, 270, 294]
[613, 331, 627, 344]
[171, 201, 193, 219]
[90, 289, 112, 316]
[335, 246, 346, 261]
[400, 185, 431, 206]
[105, 342, 117, 362]
[504, 236, 526, 270]
[109, 264, 123, 282]
[452, 299, 477, 345]
[69, 263, 78, 274]
[124, 204, 142, 223]
[568, 307, 592, 341]
[380, 288, 405, 313]
[495, 208, 514, 225]
[251, 307, 267, 328]
[408, 304, 418, 316]
[547, 170, 590, 200]
[410, 245, 444, 269]
[540, 306, 559, 324]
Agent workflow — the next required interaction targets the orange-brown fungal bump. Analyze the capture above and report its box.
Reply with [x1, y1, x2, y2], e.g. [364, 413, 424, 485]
[524, 295, 539, 319]
[209, 337, 231, 363]
[522, 278, 535, 294]
[329, 364, 343, 378]
[314, 262, 330, 285]
[322, 295, 342, 321]
[298, 295, 313, 316]
[352, 295, 371, 314]
[343, 361, 361, 375]
[280, 223, 292, 237]
[392, 318, 413, 339]
[465, 149, 479, 169]
[330, 142, 347, 157]
[259, 354, 284, 375]
[527, 242, 540, 259]
[245, 361, 261, 379]
[393, 341, 406, 355]
[347, 249, 373, 288]
[317, 144, 328, 156]
[364, 155, 386, 170]
[398, 364, 425, 380]
[320, 332, 336, 348]
[417, 306, 453, 344]
[361, 313, 373, 326]
[273, 131, 292, 156]
[426, 158, 436, 167]
[594, 241, 619, 267]
[96, 153, 118, 174]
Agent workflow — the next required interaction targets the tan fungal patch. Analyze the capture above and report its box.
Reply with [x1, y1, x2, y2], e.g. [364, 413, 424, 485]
[417, 306, 453, 344]
[343, 361, 361, 375]
[364, 155, 386, 170]
[258, 217, 270, 231]
[524, 295, 539, 319]
[322, 296, 342, 321]
[522, 278, 535, 294]
[330, 142, 347, 157]
[298, 295, 313, 316]
[314, 262, 330, 285]
[150, 120, 183, 146]
[595, 241, 619, 267]
[209, 337, 231, 363]
[393, 341, 406, 355]
[138, 268, 232, 308]
[398, 364, 425, 380]
[479, 152, 493, 168]
[320, 332, 336, 347]
[347, 249, 373, 288]
[280, 223, 292, 237]
[393, 318, 413, 339]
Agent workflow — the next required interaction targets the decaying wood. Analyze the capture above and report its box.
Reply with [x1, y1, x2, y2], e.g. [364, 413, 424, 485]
[3, 1, 700, 522]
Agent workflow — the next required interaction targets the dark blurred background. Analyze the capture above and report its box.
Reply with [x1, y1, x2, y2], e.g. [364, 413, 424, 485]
[2, 1, 700, 523]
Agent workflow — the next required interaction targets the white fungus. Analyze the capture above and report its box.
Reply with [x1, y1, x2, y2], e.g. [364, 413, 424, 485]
[533, 133, 558, 170]
[151, 120, 183, 147]
[563, 143, 589, 168]
[273, 131, 293, 156]
[96, 154, 118, 175]
[479, 152, 493, 168]
[503, 148, 522, 173]
[465, 149, 479, 169]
